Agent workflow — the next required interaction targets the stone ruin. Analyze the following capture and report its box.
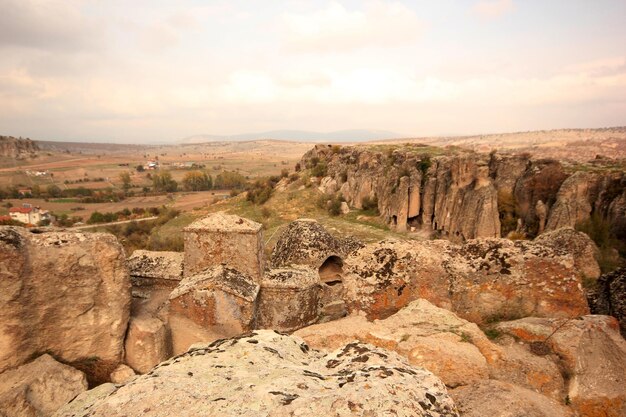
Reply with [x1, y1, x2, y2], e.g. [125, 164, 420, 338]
[147, 213, 360, 355]
[2, 215, 626, 417]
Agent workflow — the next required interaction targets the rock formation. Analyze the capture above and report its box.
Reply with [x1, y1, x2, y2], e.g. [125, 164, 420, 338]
[0, 354, 87, 417]
[450, 380, 574, 417]
[341, 232, 592, 322]
[298, 144, 626, 240]
[496, 316, 626, 417]
[124, 316, 171, 374]
[257, 266, 320, 332]
[0, 135, 39, 158]
[270, 218, 362, 321]
[54, 331, 459, 417]
[183, 212, 264, 281]
[168, 265, 259, 355]
[0, 227, 130, 384]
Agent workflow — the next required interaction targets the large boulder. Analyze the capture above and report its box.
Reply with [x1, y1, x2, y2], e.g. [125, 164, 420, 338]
[342, 236, 591, 323]
[127, 250, 184, 287]
[295, 299, 493, 388]
[534, 227, 601, 279]
[0, 227, 131, 384]
[545, 171, 598, 231]
[0, 354, 87, 417]
[270, 219, 362, 269]
[295, 298, 563, 397]
[496, 315, 626, 417]
[54, 330, 459, 417]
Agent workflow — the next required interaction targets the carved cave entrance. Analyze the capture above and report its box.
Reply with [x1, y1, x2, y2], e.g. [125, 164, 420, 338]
[318, 255, 344, 286]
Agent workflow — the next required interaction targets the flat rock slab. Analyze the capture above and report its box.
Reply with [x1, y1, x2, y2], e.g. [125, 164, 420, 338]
[55, 330, 459, 417]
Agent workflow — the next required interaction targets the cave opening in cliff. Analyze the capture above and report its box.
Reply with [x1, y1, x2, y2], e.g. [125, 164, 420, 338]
[319, 256, 344, 286]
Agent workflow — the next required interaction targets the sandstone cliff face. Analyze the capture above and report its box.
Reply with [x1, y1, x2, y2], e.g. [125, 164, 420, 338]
[0, 136, 39, 158]
[55, 330, 458, 417]
[545, 170, 626, 234]
[0, 227, 131, 384]
[299, 144, 626, 240]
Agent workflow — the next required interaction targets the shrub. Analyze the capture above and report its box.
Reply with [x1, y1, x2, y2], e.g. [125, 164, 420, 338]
[361, 195, 379, 214]
[311, 162, 328, 178]
[576, 213, 624, 273]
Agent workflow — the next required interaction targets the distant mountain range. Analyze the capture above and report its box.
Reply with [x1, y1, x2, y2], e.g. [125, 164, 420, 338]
[179, 129, 405, 144]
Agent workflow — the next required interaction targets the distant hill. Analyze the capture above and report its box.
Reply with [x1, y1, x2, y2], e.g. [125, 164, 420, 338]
[0, 136, 39, 158]
[180, 129, 404, 144]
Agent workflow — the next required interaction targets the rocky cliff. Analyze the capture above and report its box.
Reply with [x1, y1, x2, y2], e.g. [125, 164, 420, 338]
[0, 135, 39, 158]
[300, 144, 626, 240]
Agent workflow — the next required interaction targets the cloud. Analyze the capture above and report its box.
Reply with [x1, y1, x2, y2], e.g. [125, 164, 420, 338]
[472, 0, 515, 20]
[0, 0, 101, 51]
[282, 1, 422, 52]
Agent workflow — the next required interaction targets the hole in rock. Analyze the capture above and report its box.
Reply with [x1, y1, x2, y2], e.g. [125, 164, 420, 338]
[319, 256, 344, 285]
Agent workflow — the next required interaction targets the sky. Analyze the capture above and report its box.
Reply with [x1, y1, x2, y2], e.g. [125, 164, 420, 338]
[0, 0, 625, 143]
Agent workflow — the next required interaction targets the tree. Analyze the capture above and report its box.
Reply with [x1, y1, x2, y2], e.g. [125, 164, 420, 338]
[152, 171, 178, 192]
[119, 172, 132, 192]
[214, 171, 247, 189]
[46, 184, 62, 198]
[182, 171, 212, 191]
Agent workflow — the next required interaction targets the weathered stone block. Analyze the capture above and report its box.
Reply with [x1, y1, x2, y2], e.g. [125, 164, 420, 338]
[168, 266, 259, 354]
[125, 316, 171, 374]
[257, 267, 320, 332]
[183, 213, 264, 282]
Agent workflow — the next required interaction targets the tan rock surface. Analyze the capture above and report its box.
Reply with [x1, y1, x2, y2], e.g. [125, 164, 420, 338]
[0, 354, 87, 417]
[450, 380, 574, 417]
[496, 315, 626, 417]
[342, 235, 591, 323]
[55, 330, 459, 417]
[257, 266, 320, 332]
[124, 316, 171, 374]
[109, 365, 135, 384]
[0, 227, 130, 384]
[295, 299, 494, 388]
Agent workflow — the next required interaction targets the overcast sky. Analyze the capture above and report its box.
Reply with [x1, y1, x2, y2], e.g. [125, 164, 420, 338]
[1, 0, 625, 143]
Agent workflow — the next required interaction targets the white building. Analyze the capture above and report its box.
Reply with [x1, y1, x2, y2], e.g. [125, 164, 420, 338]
[9, 205, 52, 225]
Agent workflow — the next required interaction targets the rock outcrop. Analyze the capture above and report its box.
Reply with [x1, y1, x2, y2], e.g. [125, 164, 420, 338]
[54, 330, 459, 417]
[298, 144, 626, 239]
[0, 354, 87, 417]
[0, 135, 39, 158]
[496, 315, 626, 417]
[271, 219, 362, 321]
[341, 234, 591, 322]
[124, 316, 171, 374]
[450, 380, 574, 417]
[588, 267, 626, 336]
[270, 218, 362, 268]
[0, 227, 131, 384]
[295, 299, 565, 399]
